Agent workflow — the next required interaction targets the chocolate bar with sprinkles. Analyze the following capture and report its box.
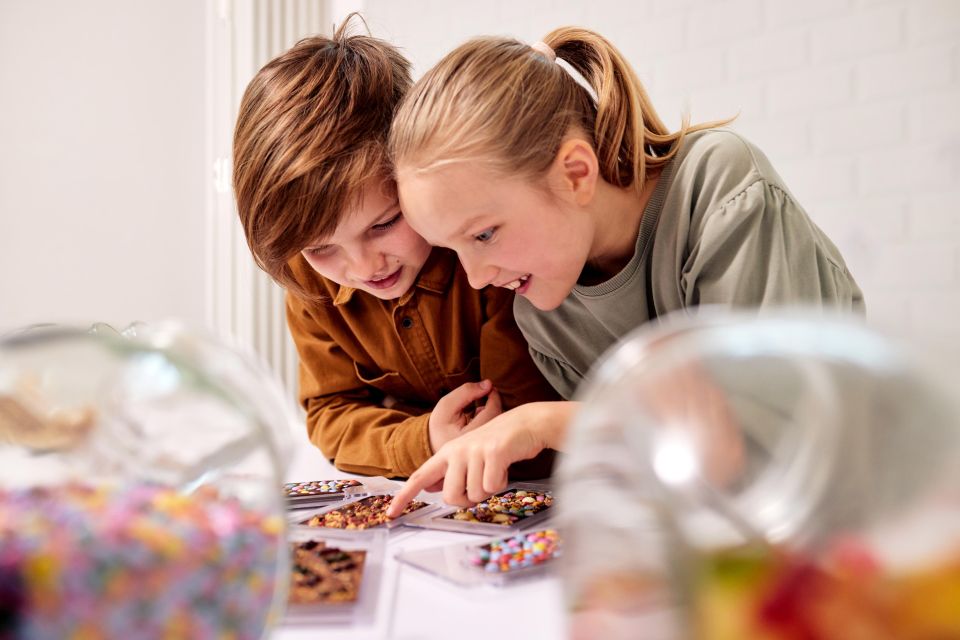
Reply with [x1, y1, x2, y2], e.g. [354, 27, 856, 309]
[289, 540, 367, 604]
[284, 479, 364, 508]
[284, 528, 386, 626]
[404, 483, 554, 536]
[444, 488, 553, 526]
[299, 494, 429, 530]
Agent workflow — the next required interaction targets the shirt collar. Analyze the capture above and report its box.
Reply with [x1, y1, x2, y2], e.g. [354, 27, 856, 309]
[332, 248, 457, 306]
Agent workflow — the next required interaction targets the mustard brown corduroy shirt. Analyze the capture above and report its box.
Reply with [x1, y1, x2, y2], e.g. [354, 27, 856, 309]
[286, 247, 560, 479]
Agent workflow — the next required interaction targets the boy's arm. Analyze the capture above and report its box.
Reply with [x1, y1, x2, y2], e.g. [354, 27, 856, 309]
[303, 392, 431, 478]
[477, 287, 562, 479]
[478, 287, 561, 407]
[287, 293, 432, 478]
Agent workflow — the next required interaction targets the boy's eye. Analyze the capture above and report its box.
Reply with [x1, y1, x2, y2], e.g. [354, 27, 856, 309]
[305, 245, 333, 257]
[371, 212, 402, 232]
[474, 227, 497, 243]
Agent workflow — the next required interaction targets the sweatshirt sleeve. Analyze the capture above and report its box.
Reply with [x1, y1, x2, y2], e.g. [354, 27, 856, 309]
[526, 347, 583, 401]
[681, 179, 865, 312]
[286, 292, 433, 479]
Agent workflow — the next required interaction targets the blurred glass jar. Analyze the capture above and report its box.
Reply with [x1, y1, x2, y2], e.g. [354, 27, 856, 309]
[0, 323, 297, 639]
[557, 312, 960, 640]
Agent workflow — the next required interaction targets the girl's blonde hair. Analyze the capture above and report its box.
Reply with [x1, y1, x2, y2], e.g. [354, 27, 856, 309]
[390, 26, 731, 194]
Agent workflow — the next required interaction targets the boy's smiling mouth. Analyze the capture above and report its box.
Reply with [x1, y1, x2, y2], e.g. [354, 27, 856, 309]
[365, 267, 402, 290]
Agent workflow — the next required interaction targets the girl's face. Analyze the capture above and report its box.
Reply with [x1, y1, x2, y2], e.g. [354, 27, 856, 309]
[397, 163, 593, 311]
[301, 179, 432, 300]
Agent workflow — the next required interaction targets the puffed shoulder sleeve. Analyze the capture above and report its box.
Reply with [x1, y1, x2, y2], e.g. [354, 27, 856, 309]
[527, 346, 583, 401]
[681, 179, 865, 312]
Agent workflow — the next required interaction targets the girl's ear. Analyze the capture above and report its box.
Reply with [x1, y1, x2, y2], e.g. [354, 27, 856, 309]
[551, 136, 599, 206]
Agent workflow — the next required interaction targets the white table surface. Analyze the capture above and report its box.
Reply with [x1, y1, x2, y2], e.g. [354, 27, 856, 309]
[272, 427, 568, 640]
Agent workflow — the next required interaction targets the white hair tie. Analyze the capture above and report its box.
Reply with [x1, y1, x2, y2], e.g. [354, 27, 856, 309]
[530, 41, 599, 105]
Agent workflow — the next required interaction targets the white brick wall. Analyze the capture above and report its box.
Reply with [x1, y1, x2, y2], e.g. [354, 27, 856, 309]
[687, 0, 764, 46]
[812, 101, 905, 152]
[908, 89, 960, 142]
[767, 1, 849, 28]
[767, 65, 855, 115]
[366, 0, 960, 361]
[906, 0, 960, 42]
[727, 27, 808, 80]
[857, 43, 953, 99]
[810, 6, 903, 63]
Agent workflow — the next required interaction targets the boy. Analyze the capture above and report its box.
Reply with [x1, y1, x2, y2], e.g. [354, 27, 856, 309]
[231, 18, 557, 479]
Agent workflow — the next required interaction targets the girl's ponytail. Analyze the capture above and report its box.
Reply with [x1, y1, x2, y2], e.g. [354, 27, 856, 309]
[545, 27, 729, 194]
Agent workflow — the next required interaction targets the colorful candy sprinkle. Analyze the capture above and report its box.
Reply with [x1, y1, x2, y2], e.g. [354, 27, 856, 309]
[0, 483, 282, 639]
[470, 529, 562, 573]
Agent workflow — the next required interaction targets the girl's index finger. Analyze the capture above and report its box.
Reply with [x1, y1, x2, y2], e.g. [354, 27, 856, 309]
[388, 457, 446, 517]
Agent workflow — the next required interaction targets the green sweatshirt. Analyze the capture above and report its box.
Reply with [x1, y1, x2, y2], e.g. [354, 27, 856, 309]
[514, 129, 865, 399]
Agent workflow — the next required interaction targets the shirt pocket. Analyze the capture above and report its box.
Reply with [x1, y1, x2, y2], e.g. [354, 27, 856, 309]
[353, 362, 415, 400]
[439, 357, 481, 396]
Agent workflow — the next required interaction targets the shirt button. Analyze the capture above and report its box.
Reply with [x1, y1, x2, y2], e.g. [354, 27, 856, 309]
[400, 316, 414, 329]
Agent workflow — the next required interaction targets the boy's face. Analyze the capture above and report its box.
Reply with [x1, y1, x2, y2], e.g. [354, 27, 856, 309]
[301, 179, 432, 300]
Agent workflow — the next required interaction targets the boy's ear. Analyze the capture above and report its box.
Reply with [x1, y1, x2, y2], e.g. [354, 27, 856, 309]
[551, 137, 599, 206]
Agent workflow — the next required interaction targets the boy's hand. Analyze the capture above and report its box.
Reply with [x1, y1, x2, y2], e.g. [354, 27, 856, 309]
[427, 380, 503, 453]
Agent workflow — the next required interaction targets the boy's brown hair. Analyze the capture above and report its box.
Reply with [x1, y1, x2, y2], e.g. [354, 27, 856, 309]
[232, 16, 412, 296]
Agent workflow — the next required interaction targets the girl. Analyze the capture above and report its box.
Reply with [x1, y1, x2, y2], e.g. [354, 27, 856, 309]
[386, 26, 862, 514]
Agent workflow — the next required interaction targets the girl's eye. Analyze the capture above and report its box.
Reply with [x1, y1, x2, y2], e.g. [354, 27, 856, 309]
[371, 212, 402, 232]
[474, 227, 497, 243]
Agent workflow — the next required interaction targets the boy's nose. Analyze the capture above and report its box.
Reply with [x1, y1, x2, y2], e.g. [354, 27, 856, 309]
[348, 248, 386, 282]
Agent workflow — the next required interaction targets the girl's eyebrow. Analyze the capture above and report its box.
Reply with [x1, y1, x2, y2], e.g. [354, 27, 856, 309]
[453, 215, 486, 238]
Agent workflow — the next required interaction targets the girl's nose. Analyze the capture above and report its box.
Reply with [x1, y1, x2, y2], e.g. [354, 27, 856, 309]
[464, 260, 497, 290]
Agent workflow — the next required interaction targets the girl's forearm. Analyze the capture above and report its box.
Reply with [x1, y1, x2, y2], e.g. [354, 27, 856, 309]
[525, 400, 579, 451]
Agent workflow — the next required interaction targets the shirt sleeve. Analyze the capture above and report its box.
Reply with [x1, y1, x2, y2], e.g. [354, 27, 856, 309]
[682, 179, 865, 312]
[286, 292, 433, 478]
[478, 287, 562, 479]
[478, 287, 561, 407]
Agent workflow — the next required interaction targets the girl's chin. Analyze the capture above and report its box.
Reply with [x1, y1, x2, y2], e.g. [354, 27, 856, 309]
[527, 292, 566, 312]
